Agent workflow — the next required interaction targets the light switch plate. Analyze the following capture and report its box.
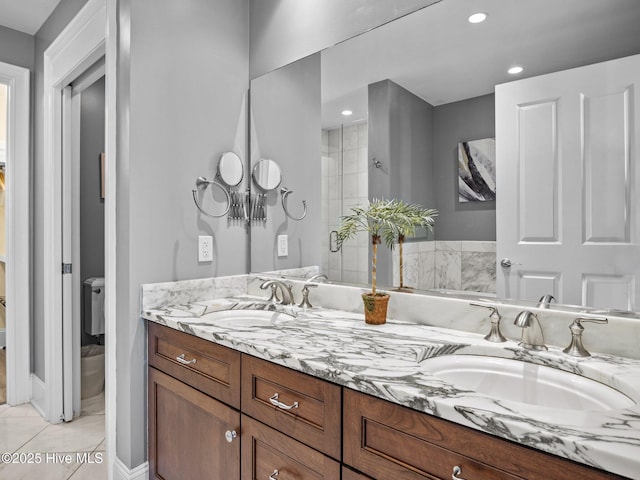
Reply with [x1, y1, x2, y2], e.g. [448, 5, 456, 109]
[277, 234, 288, 257]
[198, 235, 213, 262]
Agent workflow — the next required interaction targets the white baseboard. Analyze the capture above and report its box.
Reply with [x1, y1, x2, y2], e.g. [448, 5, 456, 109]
[113, 457, 149, 480]
[29, 374, 48, 420]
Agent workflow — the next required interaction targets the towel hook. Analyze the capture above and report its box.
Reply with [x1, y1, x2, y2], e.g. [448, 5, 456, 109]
[192, 176, 231, 218]
[280, 187, 307, 221]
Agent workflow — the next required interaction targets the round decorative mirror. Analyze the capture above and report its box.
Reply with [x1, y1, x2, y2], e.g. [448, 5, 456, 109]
[252, 158, 282, 191]
[217, 151, 244, 187]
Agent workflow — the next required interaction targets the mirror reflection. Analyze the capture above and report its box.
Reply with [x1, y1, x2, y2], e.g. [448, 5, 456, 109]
[249, 0, 640, 313]
[252, 158, 283, 191]
[217, 151, 244, 187]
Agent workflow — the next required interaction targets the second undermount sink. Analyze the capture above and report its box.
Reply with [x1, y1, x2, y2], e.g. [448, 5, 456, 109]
[203, 308, 296, 327]
[423, 355, 635, 411]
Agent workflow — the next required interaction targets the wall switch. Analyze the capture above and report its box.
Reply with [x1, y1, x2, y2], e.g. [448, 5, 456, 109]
[277, 234, 288, 257]
[198, 235, 213, 262]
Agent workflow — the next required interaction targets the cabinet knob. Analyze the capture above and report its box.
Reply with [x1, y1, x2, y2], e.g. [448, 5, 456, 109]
[269, 393, 299, 410]
[452, 466, 467, 480]
[268, 470, 279, 480]
[224, 430, 237, 443]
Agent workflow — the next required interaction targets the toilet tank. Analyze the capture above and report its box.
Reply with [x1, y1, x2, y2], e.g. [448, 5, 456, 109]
[83, 277, 105, 336]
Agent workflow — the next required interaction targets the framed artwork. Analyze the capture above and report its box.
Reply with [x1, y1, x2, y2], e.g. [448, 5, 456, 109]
[458, 138, 496, 202]
[100, 152, 105, 199]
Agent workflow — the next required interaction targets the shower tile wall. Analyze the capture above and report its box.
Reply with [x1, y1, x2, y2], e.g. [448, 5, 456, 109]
[393, 240, 496, 293]
[321, 123, 369, 284]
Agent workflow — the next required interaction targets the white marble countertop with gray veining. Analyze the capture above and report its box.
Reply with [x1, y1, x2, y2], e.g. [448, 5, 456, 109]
[143, 296, 640, 479]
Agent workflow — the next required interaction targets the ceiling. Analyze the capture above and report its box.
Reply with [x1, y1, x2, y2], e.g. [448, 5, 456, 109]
[0, 0, 62, 35]
[321, 0, 640, 128]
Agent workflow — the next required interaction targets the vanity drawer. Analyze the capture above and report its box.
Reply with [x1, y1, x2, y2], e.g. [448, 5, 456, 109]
[343, 388, 621, 480]
[241, 415, 340, 480]
[241, 354, 342, 460]
[148, 322, 241, 409]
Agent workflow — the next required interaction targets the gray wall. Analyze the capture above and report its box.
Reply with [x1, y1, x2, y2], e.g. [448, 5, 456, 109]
[250, 53, 322, 272]
[79, 76, 105, 346]
[116, 0, 249, 469]
[0, 26, 35, 70]
[249, 0, 440, 78]
[33, 0, 90, 382]
[432, 93, 496, 241]
[368, 79, 434, 286]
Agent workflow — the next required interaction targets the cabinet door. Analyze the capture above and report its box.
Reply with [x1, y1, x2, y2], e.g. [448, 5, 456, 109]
[149, 367, 240, 480]
[241, 415, 340, 480]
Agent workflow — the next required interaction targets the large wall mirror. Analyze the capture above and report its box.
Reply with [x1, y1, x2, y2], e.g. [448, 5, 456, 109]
[249, 0, 640, 313]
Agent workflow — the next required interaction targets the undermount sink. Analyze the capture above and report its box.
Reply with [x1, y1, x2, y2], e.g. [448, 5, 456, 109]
[423, 355, 635, 411]
[203, 308, 296, 327]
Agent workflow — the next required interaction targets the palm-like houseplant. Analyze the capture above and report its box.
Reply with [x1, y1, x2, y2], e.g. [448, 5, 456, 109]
[337, 199, 402, 324]
[392, 201, 438, 291]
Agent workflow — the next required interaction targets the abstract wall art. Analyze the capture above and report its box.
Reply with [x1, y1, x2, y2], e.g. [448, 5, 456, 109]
[458, 138, 496, 202]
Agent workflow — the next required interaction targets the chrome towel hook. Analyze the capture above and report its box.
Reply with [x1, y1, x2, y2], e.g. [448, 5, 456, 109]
[280, 187, 307, 221]
[192, 176, 231, 218]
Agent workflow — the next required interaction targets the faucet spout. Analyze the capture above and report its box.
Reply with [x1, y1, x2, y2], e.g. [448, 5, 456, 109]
[514, 310, 547, 350]
[259, 279, 295, 305]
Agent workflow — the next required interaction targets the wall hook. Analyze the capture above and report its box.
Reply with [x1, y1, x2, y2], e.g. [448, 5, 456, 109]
[280, 187, 307, 221]
[192, 176, 231, 218]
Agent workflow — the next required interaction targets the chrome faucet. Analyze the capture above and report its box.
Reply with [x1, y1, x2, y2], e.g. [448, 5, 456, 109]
[298, 283, 318, 308]
[307, 273, 329, 283]
[563, 316, 608, 357]
[470, 302, 506, 343]
[537, 294, 556, 309]
[259, 279, 295, 305]
[514, 310, 547, 350]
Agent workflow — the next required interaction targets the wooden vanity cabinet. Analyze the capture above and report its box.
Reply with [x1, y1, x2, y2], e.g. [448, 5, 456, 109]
[241, 415, 340, 479]
[148, 368, 240, 480]
[343, 388, 624, 480]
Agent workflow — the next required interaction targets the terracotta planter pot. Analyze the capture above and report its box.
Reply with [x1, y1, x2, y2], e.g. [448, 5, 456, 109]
[361, 292, 390, 325]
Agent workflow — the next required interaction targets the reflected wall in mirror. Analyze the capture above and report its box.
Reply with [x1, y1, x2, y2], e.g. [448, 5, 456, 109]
[217, 151, 244, 187]
[249, 0, 640, 312]
[252, 158, 282, 191]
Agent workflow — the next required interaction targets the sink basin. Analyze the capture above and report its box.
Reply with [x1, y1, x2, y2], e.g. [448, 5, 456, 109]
[423, 355, 635, 411]
[203, 308, 296, 327]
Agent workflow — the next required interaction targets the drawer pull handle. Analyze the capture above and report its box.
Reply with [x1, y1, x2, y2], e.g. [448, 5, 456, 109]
[224, 430, 237, 443]
[269, 393, 299, 410]
[176, 353, 197, 365]
[268, 470, 279, 480]
[452, 466, 467, 480]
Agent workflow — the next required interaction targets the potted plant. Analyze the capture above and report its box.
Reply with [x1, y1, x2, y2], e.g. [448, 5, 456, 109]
[337, 199, 400, 324]
[393, 201, 438, 291]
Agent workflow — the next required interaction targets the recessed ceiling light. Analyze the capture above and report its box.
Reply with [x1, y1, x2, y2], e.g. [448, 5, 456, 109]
[508, 66, 524, 75]
[341, 110, 353, 116]
[468, 12, 487, 24]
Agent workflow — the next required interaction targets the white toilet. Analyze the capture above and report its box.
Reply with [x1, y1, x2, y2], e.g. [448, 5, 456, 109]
[81, 277, 105, 399]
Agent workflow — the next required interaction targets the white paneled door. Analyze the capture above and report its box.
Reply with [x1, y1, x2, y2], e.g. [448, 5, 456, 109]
[496, 54, 640, 310]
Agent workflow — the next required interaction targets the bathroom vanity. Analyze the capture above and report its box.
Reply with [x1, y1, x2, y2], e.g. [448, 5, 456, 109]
[143, 275, 640, 480]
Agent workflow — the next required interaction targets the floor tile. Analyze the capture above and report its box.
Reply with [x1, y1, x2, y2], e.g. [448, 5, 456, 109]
[17, 415, 105, 454]
[80, 393, 104, 416]
[0, 456, 81, 480]
[0, 402, 42, 417]
[68, 455, 107, 479]
[0, 416, 49, 452]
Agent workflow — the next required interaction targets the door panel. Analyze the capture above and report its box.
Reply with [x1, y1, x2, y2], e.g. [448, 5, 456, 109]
[497, 54, 640, 309]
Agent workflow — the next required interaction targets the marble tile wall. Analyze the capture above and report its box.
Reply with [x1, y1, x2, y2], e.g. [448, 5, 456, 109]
[393, 240, 496, 293]
[321, 122, 369, 284]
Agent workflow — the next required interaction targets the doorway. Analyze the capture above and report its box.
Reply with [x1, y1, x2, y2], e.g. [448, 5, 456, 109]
[0, 61, 31, 408]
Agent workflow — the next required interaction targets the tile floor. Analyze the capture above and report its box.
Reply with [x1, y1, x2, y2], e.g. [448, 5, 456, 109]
[0, 393, 106, 479]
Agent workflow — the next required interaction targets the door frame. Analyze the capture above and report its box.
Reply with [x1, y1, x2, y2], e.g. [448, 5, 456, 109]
[0, 61, 31, 406]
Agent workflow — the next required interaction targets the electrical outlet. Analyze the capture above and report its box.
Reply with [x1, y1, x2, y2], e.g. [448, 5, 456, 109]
[198, 235, 213, 262]
[277, 234, 288, 257]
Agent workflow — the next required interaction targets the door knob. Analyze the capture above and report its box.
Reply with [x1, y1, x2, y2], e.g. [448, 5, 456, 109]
[500, 258, 521, 268]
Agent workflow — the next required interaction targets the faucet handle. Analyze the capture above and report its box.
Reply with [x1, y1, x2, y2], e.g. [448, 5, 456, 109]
[470, 302, 506, 343]
[298, 284, 317, 308]
[563, 316, 608, 357]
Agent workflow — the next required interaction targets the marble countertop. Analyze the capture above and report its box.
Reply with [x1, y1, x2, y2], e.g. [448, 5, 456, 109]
[143, 297, 640, 479]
